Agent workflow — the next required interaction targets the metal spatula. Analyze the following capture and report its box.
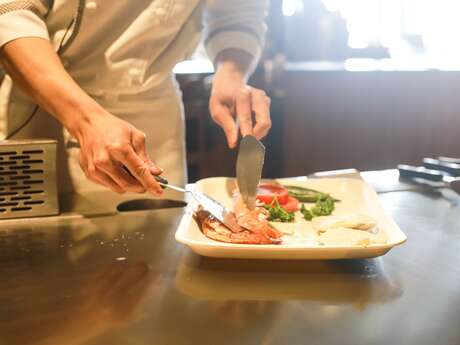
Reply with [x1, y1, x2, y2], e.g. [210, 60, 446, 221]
[236, 135, 266, 210]
[155, 176, 243, 232]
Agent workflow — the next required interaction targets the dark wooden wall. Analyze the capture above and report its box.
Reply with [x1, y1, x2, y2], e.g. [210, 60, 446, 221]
[280, 69, 460, 176]
[178, 68, 460, 181]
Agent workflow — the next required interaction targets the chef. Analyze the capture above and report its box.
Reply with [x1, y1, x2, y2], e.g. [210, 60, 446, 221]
[0, 0, 271, 195]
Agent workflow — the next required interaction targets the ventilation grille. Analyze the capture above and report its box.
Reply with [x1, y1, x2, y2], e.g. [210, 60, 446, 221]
[0, 140, 58, 219]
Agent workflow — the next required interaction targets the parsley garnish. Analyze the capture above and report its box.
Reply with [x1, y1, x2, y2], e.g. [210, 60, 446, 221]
[300, 195, 336, 221]
[263, 199, 295, 223]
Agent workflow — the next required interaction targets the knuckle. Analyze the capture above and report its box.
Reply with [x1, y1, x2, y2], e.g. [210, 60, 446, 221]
[93, 157, 110, 167]
[134, 164, 148, 178]
[106, 144, 118, 153]
[254, 89, 266, 97]
[237, 88, 250, 100]
[107, 143, 128, 155]
[134, 131, 146, 145]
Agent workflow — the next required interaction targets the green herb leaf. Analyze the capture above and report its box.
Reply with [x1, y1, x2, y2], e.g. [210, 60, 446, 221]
[263, 199, 295, 223]
[300, 204, 313, 220]
[300, 195, 336, 221]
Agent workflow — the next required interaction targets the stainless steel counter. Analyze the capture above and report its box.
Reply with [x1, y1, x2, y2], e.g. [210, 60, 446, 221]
[1, 171, 459, 345]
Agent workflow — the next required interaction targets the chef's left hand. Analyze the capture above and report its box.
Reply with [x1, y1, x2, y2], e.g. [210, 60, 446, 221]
[209, 65, 271, 149]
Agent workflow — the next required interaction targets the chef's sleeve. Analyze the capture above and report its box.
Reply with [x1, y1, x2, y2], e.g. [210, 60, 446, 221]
[0, 0, 50, 49]
[203, 0, 268, 69]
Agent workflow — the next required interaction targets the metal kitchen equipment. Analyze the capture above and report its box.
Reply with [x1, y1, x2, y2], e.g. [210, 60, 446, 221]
[438, 156, 460, 165]
[422, 158, 460, 176]
[398, 164, 460, 195]
[236, 135, 266, 210]
[0, 140, 58, 219]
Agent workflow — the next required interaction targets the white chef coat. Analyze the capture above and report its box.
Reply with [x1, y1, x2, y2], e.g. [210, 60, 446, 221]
[0, 0, 267, 192]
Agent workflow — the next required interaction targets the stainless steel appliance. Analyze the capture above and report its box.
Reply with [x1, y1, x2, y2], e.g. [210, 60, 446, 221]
[0, 140, 58, 219]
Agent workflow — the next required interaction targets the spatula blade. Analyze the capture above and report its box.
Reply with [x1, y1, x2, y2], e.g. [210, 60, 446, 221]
[236, 135, 266, 209]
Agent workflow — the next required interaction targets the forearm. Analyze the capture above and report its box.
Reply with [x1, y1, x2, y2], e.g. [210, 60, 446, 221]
[214, 48, 254, 83]
[0, 37, 102, 135]
[204, 0, 268, 80]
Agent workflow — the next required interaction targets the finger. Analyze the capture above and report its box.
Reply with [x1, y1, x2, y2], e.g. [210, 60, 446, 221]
[79, 151, 124, 193]
[210, 99, 238, 148]
[91, 170, 126, 194]
[86, 161, 126, 193]
[100, 161, 146, 193]
[251, 90, 272, 139]
[235, 87, 253, 138]
[148, 165, 163, 177]
[94, 153, 145, 193]
[131, 130, 163, 175]
[114, 146, 163, 196]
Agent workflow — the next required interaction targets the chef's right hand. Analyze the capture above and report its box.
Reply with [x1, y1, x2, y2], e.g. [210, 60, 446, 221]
[0, 38, 162, 195]
[70, 110, 164, 195]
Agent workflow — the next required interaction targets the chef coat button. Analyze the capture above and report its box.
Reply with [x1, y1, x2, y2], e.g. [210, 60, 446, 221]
[86, 1, 97, 11]
[155, 7, 166, 16]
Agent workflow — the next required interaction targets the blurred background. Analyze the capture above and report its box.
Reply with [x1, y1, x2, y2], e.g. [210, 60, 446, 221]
[177, 0, 460, 181]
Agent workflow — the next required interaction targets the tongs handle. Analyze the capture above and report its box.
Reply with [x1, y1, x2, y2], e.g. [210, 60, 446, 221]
[154, 176, 187, 193]
[154, 175, 168, 189]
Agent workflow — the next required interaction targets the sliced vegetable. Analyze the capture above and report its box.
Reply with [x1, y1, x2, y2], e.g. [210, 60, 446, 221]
[281, 195, 299, 212]
[264, 199, 295, 223]
[284, 185, 340, 203]
[256, 183, 289, 205]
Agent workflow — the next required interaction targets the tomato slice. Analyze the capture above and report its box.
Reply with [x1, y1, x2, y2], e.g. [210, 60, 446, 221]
[256, 183, 289, 205]
[281, 196, 299, 212]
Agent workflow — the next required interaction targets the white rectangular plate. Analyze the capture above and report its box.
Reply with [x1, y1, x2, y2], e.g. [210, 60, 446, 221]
[175, 177, 406, 259]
